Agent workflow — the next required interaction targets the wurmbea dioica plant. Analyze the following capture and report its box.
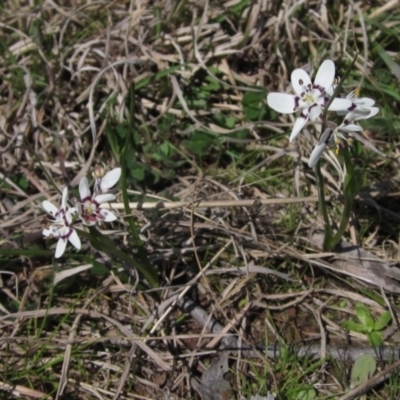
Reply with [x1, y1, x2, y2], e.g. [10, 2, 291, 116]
[42, 168, 121, 258]
[267, 59, 380, 250]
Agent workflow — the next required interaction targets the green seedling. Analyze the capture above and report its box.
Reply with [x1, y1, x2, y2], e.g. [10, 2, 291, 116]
[343, 303, 392, 346]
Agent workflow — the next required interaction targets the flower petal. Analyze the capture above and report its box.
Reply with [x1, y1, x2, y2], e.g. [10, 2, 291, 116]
[318, 128, 334, 145]
[314, 60, 335, 91]
[354, 97, 375, 108]
[64, 207, 76, 224]
[308, 143, 326, 167]
[100, 168, 121, 192]
[79, 176, 91, 201]
[291, 68, 312, 95]
[327, 98, 352, 111]
[340, 123, 362, 132]
[309, 104, 322, 121]
[351, 131, 386, 157]
[68, 229, 81, 250]
[43, 226, 57, 237]
[314, 60, 335, 90]
[55, 238, 67, 258]
[349, 107, 380, 121]
[267, 93, 296, 113]
[289, 113, 309, 142]
[94, 193, 115, 204]
[42, 201, 58, 217]
[61, 187, 69, 210]
[98, 209, 117, 222]
[75, 202, 83, 217]
[366, 106, 379, 119]
[308, 128, 333, 167]
[327, 85, 336, 96]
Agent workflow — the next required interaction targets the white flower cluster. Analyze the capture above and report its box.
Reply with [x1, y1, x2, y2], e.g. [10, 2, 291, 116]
[41, 168, 121, 258]
[267, 60, 379, 167]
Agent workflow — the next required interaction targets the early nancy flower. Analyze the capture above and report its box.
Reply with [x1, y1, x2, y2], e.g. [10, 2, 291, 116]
[308, 123, 362, 168]
[94, 167, 121, 194]
[267, 60, 352, 142]
[77, 168, 121, 226]
[308, 95, 380, 168]
[340, 89, 379, 120]
[42, 187, 81, 258]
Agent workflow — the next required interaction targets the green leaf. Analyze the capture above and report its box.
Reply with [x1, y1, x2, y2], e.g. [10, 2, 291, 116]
[124, 150, 137, 169]
[126, 157, 151, 182]
[130, 167, 145, 181]
[297, 388, 316, 400]
[368, 331, 383, 346]
[80, 227, 158, 288]
[159, 141, 172, 157]
[132, 129, 141, 146]
[355, 304, 375, 331]
[213, 113, 236, 129]
[149, 141, 175, 164]
[182, 131, 220, 156]
[106, 124, 121, 159]
[350, 354, 376, 388]
[376, 44, 400, 83]
[149, 169, 160, 184]
[343, 167, 363, 199]
[115, 125, 128, 139]
[228, 128, 248, 141]
[343, 320, 367, 333]
[374, 311, 392, 331]
[202, 76, 220, 92]
[225, 116, 236, 129]
[17, 176, 28, 190]
[90, 261, 109, 276]
[157, 113, 175, 135]
[242, 90, 267, 122]
[120, 84, 159, 289]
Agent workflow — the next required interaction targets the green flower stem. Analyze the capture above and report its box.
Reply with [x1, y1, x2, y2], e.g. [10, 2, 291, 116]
[325, 145, 358, 251]
[121, 84, 158, 287]
[315, 162, 333, 250]
[326, 193, 353, 251]
[316, 53, 358, 251]
[324, 146, 358, 251]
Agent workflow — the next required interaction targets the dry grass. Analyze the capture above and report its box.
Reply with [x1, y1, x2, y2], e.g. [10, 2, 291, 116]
[1, 0, 400, 399]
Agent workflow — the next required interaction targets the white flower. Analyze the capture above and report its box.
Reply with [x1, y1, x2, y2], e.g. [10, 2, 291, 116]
[77, 168, 121, 226]
[308, 87, 380, 167]
[330, 87, 379, 119]
[94, 168, 121, 194]
[341, 89, 379, 120]
[42, 187, 81, 258]
[308, 123, 361, 167]
[267, 60, 352, 142]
